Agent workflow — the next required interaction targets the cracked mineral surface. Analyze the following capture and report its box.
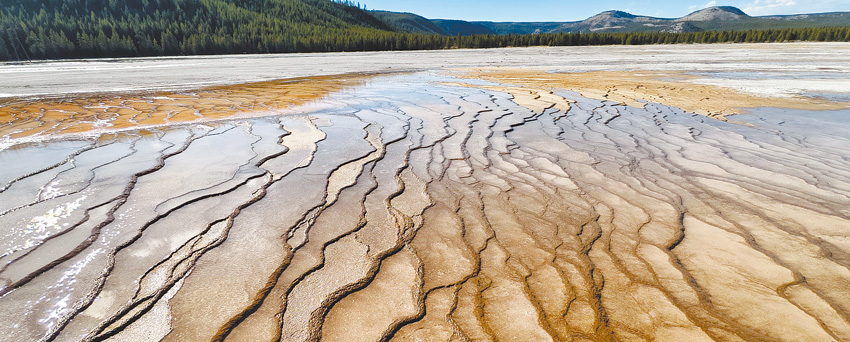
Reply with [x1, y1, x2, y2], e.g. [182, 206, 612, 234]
[1, 43, 850, 342]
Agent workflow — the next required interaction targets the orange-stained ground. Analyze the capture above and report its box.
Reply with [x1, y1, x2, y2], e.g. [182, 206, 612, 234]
[0, 74, 372, 139]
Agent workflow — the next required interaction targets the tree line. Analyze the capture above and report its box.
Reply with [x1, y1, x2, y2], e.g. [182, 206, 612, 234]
[1, 0, 849, 61]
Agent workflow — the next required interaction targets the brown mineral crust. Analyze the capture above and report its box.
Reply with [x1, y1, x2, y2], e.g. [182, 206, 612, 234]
[3, 61, 850, 342]
[466, 68, 850, 119]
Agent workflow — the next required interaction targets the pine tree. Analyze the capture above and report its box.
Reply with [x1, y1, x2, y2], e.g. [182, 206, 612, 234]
[0, 36, 11, 60]
[161, 31, 179, 54]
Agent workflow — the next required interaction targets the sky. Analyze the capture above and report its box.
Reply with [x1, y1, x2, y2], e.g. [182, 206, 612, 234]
[360, 0, 850, 21]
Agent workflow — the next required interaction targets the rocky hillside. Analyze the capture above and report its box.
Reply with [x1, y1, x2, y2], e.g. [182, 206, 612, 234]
[677, 6, 749, 21]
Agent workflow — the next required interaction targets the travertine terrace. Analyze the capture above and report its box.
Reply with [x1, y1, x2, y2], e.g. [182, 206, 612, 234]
[1, 43, 849, 342]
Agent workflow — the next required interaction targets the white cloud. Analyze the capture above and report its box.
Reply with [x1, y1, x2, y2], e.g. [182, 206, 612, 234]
[742, 0, 800, 15]
[734, 0, 850, 16]
[689, 0, 717, 11]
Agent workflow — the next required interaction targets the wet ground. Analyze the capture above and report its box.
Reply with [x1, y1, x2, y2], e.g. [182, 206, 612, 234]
[3, 43, 849, 99]
[1, 44, 850, 342]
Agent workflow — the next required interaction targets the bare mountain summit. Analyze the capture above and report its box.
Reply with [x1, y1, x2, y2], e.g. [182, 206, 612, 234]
[580, 10, 661, 31]
[677, 6, 750, 22]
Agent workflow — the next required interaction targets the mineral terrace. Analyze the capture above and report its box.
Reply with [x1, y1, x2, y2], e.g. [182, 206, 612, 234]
[1, 43, 849, 342]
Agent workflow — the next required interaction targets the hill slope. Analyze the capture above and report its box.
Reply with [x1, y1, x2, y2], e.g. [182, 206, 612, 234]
[431, 20, 497, 36]
[370, 11, 446, 34]
[562, 10, 671, 32]
[0, 0, 394, 60]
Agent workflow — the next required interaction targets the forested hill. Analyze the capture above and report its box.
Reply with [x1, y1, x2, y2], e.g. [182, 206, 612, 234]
[369, 11, 446, 35]
[0, 0, 397, 60]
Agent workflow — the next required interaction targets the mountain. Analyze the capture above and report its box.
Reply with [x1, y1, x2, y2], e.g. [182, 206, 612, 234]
[582, 10, 641, 29]
[678, 6, 749, 21]
[440, 6, 849, 35]
[677, 8, 850, 31]
[370, 11, 446, 34]
[473, 11, 678, 35]
[431, 20, 497, 36]
[558, 10, 671, 33]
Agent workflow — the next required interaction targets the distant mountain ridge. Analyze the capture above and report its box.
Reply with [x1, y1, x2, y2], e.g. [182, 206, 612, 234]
[370, 11, 446, 35]
[373, 6, 849, 36]
[431, 20, 497, 36]
[474, 6, 850, 35]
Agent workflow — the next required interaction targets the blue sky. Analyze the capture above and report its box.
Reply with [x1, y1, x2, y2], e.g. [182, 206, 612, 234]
[360, 0, 850, 21]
